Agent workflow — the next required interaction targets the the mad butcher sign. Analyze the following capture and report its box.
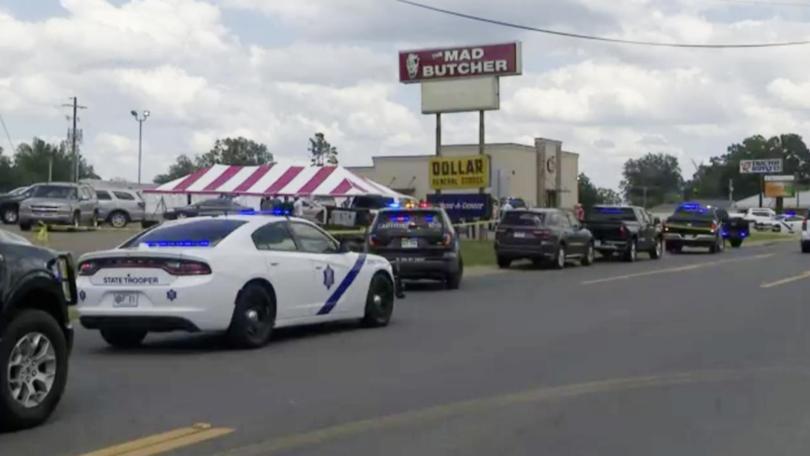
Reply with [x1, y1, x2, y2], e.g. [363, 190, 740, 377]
[399, 42, 522, 83]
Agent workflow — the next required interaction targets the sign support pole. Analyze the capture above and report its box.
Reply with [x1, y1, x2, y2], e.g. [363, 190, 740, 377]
[478, 110, 485, 195]
[759, 175, 764, 208]
[435, 113, 442, 196]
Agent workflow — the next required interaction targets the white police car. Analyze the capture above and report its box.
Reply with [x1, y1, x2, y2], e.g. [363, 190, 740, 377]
[76, 215, 397, 348]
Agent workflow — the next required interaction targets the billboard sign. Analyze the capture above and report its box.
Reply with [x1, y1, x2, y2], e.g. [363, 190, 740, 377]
[739, 159, 783, 174]
[421, 77, 499, 113]
[429, 155, 491, 190]
[427, 193, 491, 222]
[399, 42, 521, 84]
[764, 175, 796, 198]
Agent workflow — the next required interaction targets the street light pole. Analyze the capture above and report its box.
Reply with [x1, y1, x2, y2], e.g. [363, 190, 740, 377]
[131, 110, 150, 184]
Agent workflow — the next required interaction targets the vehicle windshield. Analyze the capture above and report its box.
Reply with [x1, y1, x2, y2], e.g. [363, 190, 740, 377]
[31, 185, 76, 199]
[501, 211, 546, 226]
[372, 210, 444, 235]
[587, 207, 636, 221]
[7, 186, 28, 196]
[352, 195, 395, 210]
[121, 219, 247, 248]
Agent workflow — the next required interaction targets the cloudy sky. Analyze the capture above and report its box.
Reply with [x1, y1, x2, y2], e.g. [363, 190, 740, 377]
[1, 0, 809, 188]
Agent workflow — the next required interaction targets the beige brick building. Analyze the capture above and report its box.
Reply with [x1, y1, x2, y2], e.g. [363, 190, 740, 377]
[347, 137, 579, 209]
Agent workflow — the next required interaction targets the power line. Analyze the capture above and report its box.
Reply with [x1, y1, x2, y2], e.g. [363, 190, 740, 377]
[0, 114, 15, 153]
[711, 0, 810, 7]
[395, 0, 810, 48]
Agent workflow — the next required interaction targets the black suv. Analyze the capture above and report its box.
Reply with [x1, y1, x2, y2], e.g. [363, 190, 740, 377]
[367, 207, 463, 289]
[495, 209, 594, 269]
[0, 229, 76, 431]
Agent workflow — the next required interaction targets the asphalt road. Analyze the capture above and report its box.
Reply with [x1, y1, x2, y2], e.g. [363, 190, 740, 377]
[2, 228, 810, 455]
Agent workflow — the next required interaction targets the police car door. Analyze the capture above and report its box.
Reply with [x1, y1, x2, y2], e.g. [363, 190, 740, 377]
[288, 222, 360, 319]
[250, 221, 320, 321]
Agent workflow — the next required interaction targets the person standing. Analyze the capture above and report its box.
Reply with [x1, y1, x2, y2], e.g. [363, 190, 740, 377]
[293, 197, 305, 217]
[574, 203, 585, 222]
[500, 198, 514, 220]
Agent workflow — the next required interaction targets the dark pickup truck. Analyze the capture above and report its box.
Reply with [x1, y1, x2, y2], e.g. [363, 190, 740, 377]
[663, 203, 749, 252]
[584, 205, 663, 262]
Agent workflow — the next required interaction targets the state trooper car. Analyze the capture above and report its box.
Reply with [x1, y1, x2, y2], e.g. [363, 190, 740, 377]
[76, 215, 398, 349]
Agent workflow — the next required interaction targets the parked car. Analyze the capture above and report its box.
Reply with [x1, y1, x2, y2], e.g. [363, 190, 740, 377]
[163, 198, 249, 220]
[584, 205, 662, 261]
[0, 228, 77, 430]
[18, 183, 98, 231]
[0, 186, 33, 225]
[495, 209, 594, 269]
[95, 189, 145, 228]
[366, 207, 463, 289]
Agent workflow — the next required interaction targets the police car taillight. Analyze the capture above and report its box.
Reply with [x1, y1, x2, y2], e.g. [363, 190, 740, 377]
[79, 261, 99, 276]
[368, 235, 380, 247]
[441, 233, 453, 246]
[710, 222, 718, 233]
[162, 260, 211, 276]
[619, 225, 627, 238]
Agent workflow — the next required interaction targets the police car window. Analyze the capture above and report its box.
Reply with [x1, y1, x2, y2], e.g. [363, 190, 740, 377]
[557, 213, 571, 228]
[289, 222, 339, 254]
[121, 219, 247, 248]
[501, 211, 545, 226]
[252, 222, 297, 252]
[113, 191, 135, 200]
[373, 210, 444, 235]
[96, 190, 111, 200]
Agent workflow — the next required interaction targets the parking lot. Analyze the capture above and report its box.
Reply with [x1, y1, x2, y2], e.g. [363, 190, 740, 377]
[2, 223, 810, 456]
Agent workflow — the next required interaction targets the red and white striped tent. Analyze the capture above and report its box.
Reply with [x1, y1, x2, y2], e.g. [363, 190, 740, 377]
[144, 164, 403, 198]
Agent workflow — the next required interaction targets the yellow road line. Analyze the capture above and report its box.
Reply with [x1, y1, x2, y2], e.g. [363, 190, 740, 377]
[79, 423, 234, 456]
[215, 368, 793, 456]
[761, 271, 810, 289]
[582, 253, 774, 285]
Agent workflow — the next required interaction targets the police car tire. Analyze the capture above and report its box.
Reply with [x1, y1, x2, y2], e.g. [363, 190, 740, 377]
[362, 273, 394, 327]
[649, 239, 663, 259]
[731, 239, 744, 248]
[0, 310, 68, 431]
[446, 259, 463, 290]
[100, 328, 147, 348]
[227, 284, 276, 349]
[497, 256, 511, 269]
[801, 242, 810, 253]
[553, 245, 566, 269]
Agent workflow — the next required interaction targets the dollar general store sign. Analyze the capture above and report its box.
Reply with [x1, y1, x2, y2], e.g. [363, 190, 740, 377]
[429, 155, 490, 190]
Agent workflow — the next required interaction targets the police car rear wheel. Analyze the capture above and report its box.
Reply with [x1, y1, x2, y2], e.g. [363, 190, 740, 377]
[228, 284, 276, 349]
[363, 273, 394, 327]
[624, 240, 637, 262]
[497, 256, 511, 269]
[650, 239, 662, 259]
[100, 328, 147, 348]
[446, 259, 463, 290]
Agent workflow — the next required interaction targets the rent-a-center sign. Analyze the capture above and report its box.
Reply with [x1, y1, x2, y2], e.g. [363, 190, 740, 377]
[399, 42, 522, 83]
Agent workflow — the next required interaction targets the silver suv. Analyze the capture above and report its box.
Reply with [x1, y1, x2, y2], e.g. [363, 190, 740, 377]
[95, 189, 145, 228]
[18, 183, 98, 231]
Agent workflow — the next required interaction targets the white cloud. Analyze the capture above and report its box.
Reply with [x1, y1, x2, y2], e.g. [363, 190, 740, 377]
[1, 0, 810, 191]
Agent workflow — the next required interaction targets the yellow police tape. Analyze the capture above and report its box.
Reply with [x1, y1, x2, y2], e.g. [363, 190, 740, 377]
[326, 219, 497, 237]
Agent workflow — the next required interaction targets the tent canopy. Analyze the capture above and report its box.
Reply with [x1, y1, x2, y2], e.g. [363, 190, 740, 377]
[145, 164, 404, 198]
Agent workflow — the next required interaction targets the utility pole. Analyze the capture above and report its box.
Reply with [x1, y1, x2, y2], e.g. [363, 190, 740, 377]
[62, 97, 87, 182]
[728, 178, 734, 205]
[130, 110, 150, 184]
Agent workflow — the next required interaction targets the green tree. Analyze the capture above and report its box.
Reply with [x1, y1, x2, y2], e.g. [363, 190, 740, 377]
[308, 132, 338, 166]
[196, 137, 273, 168]
[687, 134, 810, 200]
[153, 154, 198, 184]
[597, 188, 622, 205]
[13, 138, 98, 185]
[577, 173, 600, 210]
[620, 153, 683, 208]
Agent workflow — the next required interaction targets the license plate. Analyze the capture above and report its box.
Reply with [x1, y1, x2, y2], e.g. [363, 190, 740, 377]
[112, 292, 139, 308]
[594, 239, 601, 247]
[513, 232, 527, 238]
[401, 238, 418, 249]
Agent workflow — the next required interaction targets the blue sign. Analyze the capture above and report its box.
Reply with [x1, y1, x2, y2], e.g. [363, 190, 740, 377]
[426, 193, 491, 222]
